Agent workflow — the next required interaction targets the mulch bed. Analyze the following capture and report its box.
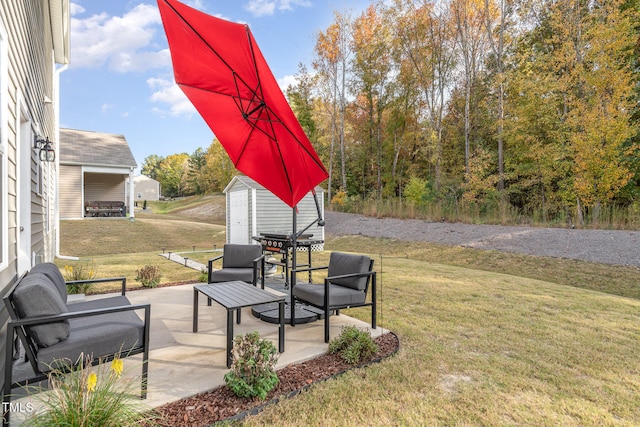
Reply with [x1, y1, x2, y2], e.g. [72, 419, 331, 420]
[148, 332, 399, 426]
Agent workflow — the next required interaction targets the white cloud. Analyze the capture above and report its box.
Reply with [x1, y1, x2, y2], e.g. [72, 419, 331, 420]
[244, 0, 311, 17]
[147, 77, 196, 117]
[244, 0, 276, 17]
[69, 3, 85, 15]
[278, 74, 298, 92]
[70, 3, 166, 72]
[100, 103, 115, 113]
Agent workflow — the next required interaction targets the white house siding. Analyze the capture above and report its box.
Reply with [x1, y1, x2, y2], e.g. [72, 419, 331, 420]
[0, 1, 61, 287]
[0, 0, 69, 393]
[59, 164, 82, 219]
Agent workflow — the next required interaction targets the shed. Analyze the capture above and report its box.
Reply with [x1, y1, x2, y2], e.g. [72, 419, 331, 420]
[223, 176, 325, 247]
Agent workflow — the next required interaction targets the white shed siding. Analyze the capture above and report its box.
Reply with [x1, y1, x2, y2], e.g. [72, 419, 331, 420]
[224, 176, 325, 246]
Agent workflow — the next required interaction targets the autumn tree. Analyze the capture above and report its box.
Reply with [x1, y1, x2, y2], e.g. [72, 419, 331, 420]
[483, 0, 511, 192]
[186, 147, 209, 194]
[350, 4, 393, 197]
[565, 0, 637, 220]
[141, 154, 164, 180]
[286, 63, 318, 144]
[388, 0, 456, 192]
[156, 153, 190, 198]
[204, 139, 235, 191]
[507, 0, 638, 223]
[450, 0, 490, 176]
[314, 10, 354, 199]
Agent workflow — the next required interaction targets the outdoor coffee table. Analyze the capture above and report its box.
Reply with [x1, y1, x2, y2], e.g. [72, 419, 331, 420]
[193, 281, 285, 368]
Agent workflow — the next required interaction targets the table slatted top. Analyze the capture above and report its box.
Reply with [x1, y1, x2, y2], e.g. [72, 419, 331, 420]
[194, 281, 284, 310]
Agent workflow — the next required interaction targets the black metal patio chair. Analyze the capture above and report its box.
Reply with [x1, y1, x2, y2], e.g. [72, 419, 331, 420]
[291, 251, 376, 342]
[207, 244, 265, 288]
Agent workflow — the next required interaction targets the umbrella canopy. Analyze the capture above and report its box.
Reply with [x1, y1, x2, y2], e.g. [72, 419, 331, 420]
[157, 0, 328, 208]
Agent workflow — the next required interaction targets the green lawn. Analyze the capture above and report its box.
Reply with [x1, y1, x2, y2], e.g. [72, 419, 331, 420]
[57, 205, 640, 426]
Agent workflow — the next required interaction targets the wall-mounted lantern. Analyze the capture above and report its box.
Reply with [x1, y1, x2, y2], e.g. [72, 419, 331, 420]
[34, 136, 55, 162]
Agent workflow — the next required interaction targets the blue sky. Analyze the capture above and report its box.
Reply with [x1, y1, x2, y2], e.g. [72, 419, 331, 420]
[60, 0, 369, 173]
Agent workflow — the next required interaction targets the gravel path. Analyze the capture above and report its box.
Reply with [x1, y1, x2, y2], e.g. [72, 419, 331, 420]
[323, 211, 640, 267]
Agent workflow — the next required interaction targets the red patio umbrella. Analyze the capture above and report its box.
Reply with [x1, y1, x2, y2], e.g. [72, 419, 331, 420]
[157, 0, 328, 209]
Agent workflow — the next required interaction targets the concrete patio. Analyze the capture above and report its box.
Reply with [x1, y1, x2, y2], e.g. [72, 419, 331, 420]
[127, 281, 382, 407]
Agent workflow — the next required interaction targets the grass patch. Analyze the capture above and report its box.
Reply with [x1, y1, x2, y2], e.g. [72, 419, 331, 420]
[55, 252, 205, 294]
[244, 259, 640, 426]
[326, 235, 640, 301]
[60, 218, 226, 256]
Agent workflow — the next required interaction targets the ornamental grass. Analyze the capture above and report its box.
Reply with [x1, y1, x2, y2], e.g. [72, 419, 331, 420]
[21, 353, 156, 427]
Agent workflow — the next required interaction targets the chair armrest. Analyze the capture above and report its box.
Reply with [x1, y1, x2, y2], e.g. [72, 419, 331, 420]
[325, 270, 376, 282]
[208, 254, 224, 264]
[207, 255, 224, 283]
[292, 265, 328, 274]
[291, 265, 328, 287]
[9, 303, 151, 328]
[252, 254, 266, 288]
[66, 277, 127, 296]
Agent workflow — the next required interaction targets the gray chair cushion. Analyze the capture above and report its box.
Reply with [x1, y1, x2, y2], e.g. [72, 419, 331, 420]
[222, 244, 262, 269]
[209, 268, 254, 283]
[12, 273, 70, 348]
[327, 252, 371, 291]
[30, 262, 68, 303]
[292, 282, 366, 307]
[38, 296, 144, 371]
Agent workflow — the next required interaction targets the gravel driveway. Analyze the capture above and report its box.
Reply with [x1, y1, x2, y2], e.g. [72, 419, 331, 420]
[323, 211, 640, 268]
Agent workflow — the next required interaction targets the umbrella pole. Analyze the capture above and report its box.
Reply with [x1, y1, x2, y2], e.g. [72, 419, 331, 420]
[291, 206, 297, 292]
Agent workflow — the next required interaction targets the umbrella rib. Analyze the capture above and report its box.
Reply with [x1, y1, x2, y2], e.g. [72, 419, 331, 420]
[263, 104, 329, 174]
[162, 0, 263, 107]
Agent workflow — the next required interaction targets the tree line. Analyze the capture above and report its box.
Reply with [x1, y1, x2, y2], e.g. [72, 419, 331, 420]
[142, 0, 640, 226]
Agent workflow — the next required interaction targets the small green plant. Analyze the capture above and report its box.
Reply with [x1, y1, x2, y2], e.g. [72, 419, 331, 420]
[63, 261, 97, 294]
[21, 353, 155, 427]
[135, 265, 162, 288]
[224, 331, 279, 400]
[198, 267, 208, 282]
[328, 325, 379, 365]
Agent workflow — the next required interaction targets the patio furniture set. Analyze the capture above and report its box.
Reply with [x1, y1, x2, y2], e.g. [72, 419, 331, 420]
[84, 200, 126, 217]
[2, 244, 376, 426]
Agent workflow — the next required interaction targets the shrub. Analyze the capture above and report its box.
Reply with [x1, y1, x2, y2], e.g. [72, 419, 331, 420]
[224, 331, 279, 400]
[135, 265, 162, 288]
[404, 176, 431, 207]
[21, 353, 155, 427]
[328, 325, 379, 365]
[63, 261, 97, 294]
[331, 189, 347, 207]
[198, 267, 208, 282]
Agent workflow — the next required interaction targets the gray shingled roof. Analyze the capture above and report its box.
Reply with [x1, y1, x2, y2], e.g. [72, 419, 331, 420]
[60, 128, 137, 167]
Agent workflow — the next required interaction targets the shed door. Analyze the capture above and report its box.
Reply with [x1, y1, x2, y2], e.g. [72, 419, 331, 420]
[229, 190, 249, 244]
